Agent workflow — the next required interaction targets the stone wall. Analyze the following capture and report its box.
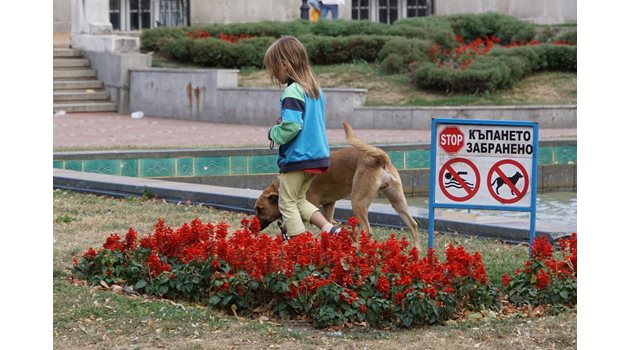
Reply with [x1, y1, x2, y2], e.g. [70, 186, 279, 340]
[129, 68, 576, 129]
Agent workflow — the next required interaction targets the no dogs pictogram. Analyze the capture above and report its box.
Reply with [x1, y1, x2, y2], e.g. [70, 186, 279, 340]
[487, 159, 530, 204]
[438, 158, 480, 202]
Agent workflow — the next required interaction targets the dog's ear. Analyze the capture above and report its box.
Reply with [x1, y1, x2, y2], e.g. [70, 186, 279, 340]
[266, 177, 279, 204]
[265, 191, 279, 204]
[268, 193, 278, 204]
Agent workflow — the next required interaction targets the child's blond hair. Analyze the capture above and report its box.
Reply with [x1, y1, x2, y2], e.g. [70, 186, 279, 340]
[263, 36, 320, 99]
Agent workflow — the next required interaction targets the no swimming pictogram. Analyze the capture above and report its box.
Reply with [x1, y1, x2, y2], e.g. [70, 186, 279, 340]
[486, 159, 530, 204]
[438, 158, 480, 202]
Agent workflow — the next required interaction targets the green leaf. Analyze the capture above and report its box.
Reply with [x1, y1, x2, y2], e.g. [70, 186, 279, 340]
[209, 295, 221, 305]
[158, 285, 169, 295]
[559, 290, 569, 300]
[135, 279, 147, 290]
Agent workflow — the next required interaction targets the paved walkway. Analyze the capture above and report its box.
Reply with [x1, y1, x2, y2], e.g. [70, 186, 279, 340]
[53, 112, 577, 149]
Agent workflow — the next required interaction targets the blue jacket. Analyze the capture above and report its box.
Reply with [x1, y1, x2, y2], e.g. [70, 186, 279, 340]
[268, 81, 330, 173]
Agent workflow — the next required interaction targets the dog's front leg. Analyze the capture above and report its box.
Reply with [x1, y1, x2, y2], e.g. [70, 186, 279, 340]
[321, 202, 336, 224]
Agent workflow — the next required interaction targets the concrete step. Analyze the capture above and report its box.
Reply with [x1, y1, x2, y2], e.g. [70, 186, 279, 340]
[53, 68, 97, 80]
[54, 58, 90, 68]
[54, 80, 104, 90]
[53, 102, 117, 113]
[54, 42, 70, 49]
[54, 90, 111, 102]
[53, 48, 82, 58]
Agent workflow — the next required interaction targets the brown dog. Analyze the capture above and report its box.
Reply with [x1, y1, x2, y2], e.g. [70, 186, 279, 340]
[254, 121, 420, 250]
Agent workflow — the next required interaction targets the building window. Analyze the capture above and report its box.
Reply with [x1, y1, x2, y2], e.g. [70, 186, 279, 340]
[351, 0, 370, 20]
[158, 0, 189, 27]
[110, 0, 122, 30]
[378, 0, 398, 24]
[109, 0, 189, 31]
[407, 0, 432, 17]
[129, 0, 152, 30]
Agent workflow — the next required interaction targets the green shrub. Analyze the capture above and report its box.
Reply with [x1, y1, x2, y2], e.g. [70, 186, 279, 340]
[309, 19, 389, 36]
[464, 57, 515, 91]
[448, 12, 537, 45]
[539, 44, 577, 71]
[184, 37, 276, 68]
[188, 38, 235, 68]
[412, 63, 453, 92]
[380, 54, 407, 74]
[300, 35, 388, 65]
[412, 44, 576, 94]
[190, 20, 311, 38]
[376, 37, 432, 63]
[162, 36, 196, 62]
[389, 16, 457, 47]
[376, 37, 432, 74]
[141, 27, 189, 52]
[554, 29, 577, 44]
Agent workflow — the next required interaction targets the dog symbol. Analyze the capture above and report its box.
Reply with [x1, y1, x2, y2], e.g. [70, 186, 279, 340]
[491, 171, 523, 195]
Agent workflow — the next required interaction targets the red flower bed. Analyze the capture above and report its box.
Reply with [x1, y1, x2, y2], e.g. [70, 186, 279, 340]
[429, 35, 576, 71]
[186, 30, 252, 44]
[72, 216, 577, 328]
[430, 35, 500, 70]
[501, 234, 577, 306]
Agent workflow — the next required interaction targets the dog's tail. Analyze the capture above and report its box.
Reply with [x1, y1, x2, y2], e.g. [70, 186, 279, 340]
[343, 121, 389, 166]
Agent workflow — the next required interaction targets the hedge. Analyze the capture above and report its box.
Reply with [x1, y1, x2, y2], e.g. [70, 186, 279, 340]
[447, 13, 537, 46]
[140, 14, 575, 93]
[141, 13, 537, 57]
[412, 44, 577, 94]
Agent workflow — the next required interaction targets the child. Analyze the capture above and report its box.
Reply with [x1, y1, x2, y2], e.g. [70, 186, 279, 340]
[263, 36, 341, 240]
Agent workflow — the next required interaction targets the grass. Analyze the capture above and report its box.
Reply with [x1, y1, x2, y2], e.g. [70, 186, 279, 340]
[53, 190, 576, 349]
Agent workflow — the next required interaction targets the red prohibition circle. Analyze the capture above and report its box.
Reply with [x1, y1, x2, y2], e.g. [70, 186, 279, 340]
[438, 157, 480, 202]
[486, 159, 530, 204]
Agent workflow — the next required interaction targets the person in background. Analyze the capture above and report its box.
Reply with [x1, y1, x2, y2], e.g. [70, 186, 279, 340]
[263, 36, 342, 240]
[309, 0, 321, 22]
[319, 0, 345, 21]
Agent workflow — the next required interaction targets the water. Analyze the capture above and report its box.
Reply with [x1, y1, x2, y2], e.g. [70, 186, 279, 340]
[379, 192, 577, 228]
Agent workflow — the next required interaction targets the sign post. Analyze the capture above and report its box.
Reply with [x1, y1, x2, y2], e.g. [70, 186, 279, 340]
[428, 119, 539, 254]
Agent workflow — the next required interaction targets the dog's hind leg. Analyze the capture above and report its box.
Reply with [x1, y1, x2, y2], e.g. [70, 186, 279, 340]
[350, 172, 381, 237]
[381, 174, 421, 251]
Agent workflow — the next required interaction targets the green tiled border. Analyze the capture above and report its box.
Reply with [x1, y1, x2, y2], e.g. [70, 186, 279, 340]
[195, 156, 230, 176]
[177, 158, 194, 176]
[53, 145, 575, 178]
[83, 159, 121, 176]
[121, 159, 139, 177]
[140, 158, 176, 177]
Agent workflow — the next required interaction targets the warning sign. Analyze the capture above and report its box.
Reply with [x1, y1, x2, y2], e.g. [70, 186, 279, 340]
[428, 118, 539, 252]
[432, 120, 536, 207]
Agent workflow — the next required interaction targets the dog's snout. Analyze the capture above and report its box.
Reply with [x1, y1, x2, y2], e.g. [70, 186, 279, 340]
[256, 217, 272, 231]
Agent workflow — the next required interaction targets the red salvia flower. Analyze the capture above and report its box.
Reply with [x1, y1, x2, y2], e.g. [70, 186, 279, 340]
[536, 269, 551, 289]
[103, 233, 124, 251]
[148, 251, 171, 277]
[82, 247, 97, 259]
[531, 235, 553, 260]
[124, 227, 138, 252]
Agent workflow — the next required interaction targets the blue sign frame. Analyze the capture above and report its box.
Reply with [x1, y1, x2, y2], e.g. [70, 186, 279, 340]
[428, 118, 539, 255]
